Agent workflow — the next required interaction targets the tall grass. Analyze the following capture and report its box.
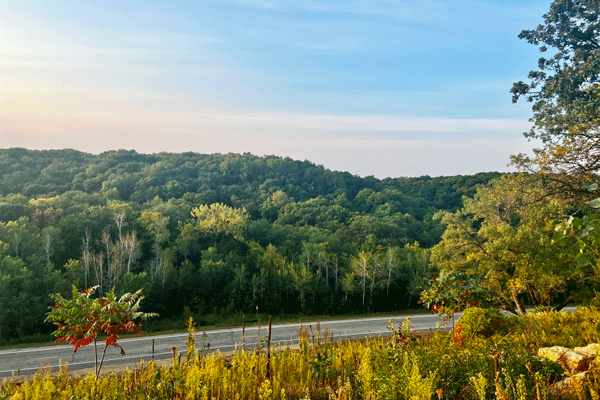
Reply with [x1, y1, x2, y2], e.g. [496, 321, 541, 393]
[2, 308, 600, 399]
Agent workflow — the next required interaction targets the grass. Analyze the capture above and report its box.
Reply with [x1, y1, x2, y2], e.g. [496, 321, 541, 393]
[3, 307, 600, 399]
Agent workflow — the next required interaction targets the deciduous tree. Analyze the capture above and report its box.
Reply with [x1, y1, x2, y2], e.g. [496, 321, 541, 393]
[511, 0, 600, 200]
[190, 203, 249, 248]
[429, 175, 579, 314]
[45, 285, 157, 379]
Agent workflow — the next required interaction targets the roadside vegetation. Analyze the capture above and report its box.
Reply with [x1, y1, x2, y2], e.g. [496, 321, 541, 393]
[3, 308, 600, 399]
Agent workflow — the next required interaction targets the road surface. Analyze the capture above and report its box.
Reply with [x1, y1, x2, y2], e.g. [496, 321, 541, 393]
[0, 312, 451, 378]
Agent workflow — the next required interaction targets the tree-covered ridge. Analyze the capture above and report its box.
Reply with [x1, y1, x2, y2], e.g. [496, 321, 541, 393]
[0, 148, 498, 214]
[0, 148, 499, 343]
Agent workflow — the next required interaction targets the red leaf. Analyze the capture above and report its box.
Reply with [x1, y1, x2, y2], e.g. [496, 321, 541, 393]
[73, 336, 91, 351]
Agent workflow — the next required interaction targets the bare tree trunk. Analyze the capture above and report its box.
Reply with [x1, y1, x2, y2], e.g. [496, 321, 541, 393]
[362, 270, 366, 307]
[386, 248, 397, 297]
[325, 260, 329, 290]
[334, 256, 339, 293]
[303, 243, 312, 269]
[526, 282, 541, 308]
[266, 316, 272, 379]
[114, 210, 125, 243]
[102, 231, 112, 282]
[122, 231, 139, 275]
[43, 231, 51, 264]
[370, 257, 379, 306]
[512, 288, 526, 314]
[82, 228, 92, 288]
[96, 342, 110, 380]
[93, 253, 104, 293]
[94, 339, 98, 380]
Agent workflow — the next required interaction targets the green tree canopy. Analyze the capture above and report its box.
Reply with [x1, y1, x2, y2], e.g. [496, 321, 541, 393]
[511, 0, 600, 200]
[429, 175, 581, 314]
[190, 203, 249, 245]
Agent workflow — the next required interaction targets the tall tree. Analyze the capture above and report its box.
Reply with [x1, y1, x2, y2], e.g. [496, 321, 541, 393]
[287, 261, 315, 313]
[81, 228, 92, 288]
[402, 243, 431, 308]
[511, 0, 600, 200]
[139, 211, 170, 284]
[429, 175, 580, 314]
[350, 251, 378, 308]
[189, 203, 249, 248]
[0, 246, 38, 339]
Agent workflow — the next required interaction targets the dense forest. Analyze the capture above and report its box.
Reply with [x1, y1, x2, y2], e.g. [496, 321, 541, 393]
[0, 148, 501, 342]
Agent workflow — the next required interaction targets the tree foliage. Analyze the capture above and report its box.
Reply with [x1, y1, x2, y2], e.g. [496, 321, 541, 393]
[427, 175, 580, 314]
[420, 270, 489, 320]
[511, 0, 600, 200]
[45, 285, 157, 379]
[0, 149, 501, 343]
[190, 203, 249, 245]
[553, 188, 600, 302]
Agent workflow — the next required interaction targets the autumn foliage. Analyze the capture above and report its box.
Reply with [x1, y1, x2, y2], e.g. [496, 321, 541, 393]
[45, 285, 157, 379]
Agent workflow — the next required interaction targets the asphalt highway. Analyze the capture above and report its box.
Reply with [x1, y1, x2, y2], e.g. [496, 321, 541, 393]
[0, 312, 450, 378]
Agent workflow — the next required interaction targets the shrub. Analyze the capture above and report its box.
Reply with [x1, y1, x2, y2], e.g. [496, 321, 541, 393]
[456, 307, 513, 340]
[45, 285, 157, 380]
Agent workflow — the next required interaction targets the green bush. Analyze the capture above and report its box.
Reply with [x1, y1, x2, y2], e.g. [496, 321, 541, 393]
[513, 307, 600, 349]
[456, 307, 513, 339]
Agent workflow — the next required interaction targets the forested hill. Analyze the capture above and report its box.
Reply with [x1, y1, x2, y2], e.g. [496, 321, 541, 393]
[0, 148, 500, 342]
[0, 148, 498, 249]
[0, 148, 498, 218]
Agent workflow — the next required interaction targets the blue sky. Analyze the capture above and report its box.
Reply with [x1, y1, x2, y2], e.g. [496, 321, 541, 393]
[1, 0, 550, 177]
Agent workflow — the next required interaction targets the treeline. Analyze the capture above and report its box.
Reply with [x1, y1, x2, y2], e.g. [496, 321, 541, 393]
[0, 148, 499, 342]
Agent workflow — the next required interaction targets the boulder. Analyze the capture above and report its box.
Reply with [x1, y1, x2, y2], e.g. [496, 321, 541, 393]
[538, 346, 592, 373]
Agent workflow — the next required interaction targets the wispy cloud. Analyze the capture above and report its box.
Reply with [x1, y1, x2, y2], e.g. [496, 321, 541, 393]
[219, 0, 447, 22]
[0, 0, 547, 177]
[0, 103, 532, 177]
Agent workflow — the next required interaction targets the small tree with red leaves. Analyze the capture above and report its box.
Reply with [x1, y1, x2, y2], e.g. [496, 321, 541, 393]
[420, 270, 489, 338]
[45, 285, 157, 379]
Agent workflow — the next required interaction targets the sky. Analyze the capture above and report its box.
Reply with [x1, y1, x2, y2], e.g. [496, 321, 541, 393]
[1, 0, 551, 178]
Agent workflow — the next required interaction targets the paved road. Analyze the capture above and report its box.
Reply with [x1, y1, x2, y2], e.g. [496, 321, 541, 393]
[0, 312, 449, 378]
